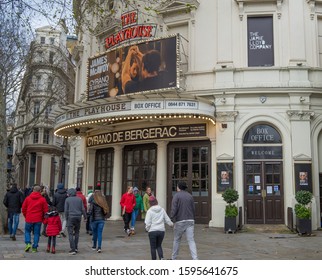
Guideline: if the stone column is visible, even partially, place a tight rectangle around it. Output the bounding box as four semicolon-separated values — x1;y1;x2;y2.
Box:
156;141;168;209
110;145;123;220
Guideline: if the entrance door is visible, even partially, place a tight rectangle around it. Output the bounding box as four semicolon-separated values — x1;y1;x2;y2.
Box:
123;144;157;193
244;162;284;224
167;141;211;224
95;148;114;209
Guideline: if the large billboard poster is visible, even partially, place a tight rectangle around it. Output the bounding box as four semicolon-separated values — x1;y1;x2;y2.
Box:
247;16;274;67
87;35;179;101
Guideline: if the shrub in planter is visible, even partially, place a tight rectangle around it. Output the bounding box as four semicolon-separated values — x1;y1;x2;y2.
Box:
294;190;313;235
294;204;311;219
222;188;239;233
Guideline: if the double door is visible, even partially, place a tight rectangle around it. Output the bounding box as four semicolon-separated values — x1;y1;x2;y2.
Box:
244;162;284;224
167;141;211;224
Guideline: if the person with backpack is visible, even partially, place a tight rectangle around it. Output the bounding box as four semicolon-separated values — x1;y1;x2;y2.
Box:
53;183;67;237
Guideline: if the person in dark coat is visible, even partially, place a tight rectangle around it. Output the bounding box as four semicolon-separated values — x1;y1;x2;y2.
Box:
52;183;67;237
3;183;25;240
88;184;109;253
64;188;87;255
40;185;52;237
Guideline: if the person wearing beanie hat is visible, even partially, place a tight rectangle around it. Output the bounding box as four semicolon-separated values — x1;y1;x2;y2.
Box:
145;195;173;260
130;186;144;235
170;181;198;260
64;188;87;255
95;183;101;191
53;183;68;238
142;187;153;219
149;195;158;206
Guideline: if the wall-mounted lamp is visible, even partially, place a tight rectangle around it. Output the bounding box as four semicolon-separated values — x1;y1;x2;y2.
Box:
299;96;305;102
221;123;228;129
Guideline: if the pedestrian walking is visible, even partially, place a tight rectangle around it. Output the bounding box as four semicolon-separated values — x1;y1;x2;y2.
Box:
88;184;109;253
43;206;62;254
53;183;67;237
21;185;48;253
145;196;173;260
130;186;144;235
64;188;87;255
76;187;87;212
120;186;136;236
170;181;198;260
3;183;25;241
41;185;52;237
142;186;152;219
86;189;93;235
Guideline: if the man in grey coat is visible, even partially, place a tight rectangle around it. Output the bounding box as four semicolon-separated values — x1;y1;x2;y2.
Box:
64;188;86;255
170;181;198;260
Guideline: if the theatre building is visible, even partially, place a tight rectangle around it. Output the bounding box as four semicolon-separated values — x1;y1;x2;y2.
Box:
53;0;322;229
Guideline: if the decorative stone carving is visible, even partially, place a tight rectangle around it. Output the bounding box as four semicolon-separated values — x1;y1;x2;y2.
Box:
216;111;238;122
77;159;84;167
307;0;316;20
287;110;315;121
235;0;283;21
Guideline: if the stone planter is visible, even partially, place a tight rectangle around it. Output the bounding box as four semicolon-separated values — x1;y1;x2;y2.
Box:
296;218;312;235
224;216;237;233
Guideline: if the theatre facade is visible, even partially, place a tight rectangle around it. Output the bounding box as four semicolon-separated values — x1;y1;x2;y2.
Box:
53;1;322;229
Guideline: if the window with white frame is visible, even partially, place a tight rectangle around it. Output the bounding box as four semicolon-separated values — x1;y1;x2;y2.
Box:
35;75;42;90
43;129;50;144
33;128;39;143
34;101;40;115
318;17;322;67
49;51;55;64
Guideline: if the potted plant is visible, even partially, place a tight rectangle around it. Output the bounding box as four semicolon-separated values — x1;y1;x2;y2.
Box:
222;187;239;233
294;190;313;235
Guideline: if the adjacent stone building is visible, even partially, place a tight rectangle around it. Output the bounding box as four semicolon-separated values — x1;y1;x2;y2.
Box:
13;25;76;195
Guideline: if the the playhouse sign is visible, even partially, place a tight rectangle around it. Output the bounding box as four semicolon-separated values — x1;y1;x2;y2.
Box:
105;10;157;50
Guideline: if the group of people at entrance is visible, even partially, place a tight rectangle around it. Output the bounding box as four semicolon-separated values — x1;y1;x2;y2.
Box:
3;181;198;260
120;182;198;260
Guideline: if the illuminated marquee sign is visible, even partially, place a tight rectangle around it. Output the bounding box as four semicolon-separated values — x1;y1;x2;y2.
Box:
87;35;179;101
105;10;157;50
87;124;207;147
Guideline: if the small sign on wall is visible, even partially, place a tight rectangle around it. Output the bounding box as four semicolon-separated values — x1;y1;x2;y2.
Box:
217;162;233;192
294;163;312;192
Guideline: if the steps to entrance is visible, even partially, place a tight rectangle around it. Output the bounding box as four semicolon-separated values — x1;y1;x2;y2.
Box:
242;224;293;234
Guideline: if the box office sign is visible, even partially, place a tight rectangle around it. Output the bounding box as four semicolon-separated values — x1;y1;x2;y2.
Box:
87;124;206;147
243;146;282;160
87;35;179;101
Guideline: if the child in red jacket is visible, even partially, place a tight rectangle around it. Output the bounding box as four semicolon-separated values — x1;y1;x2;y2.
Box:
43;206;62;254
